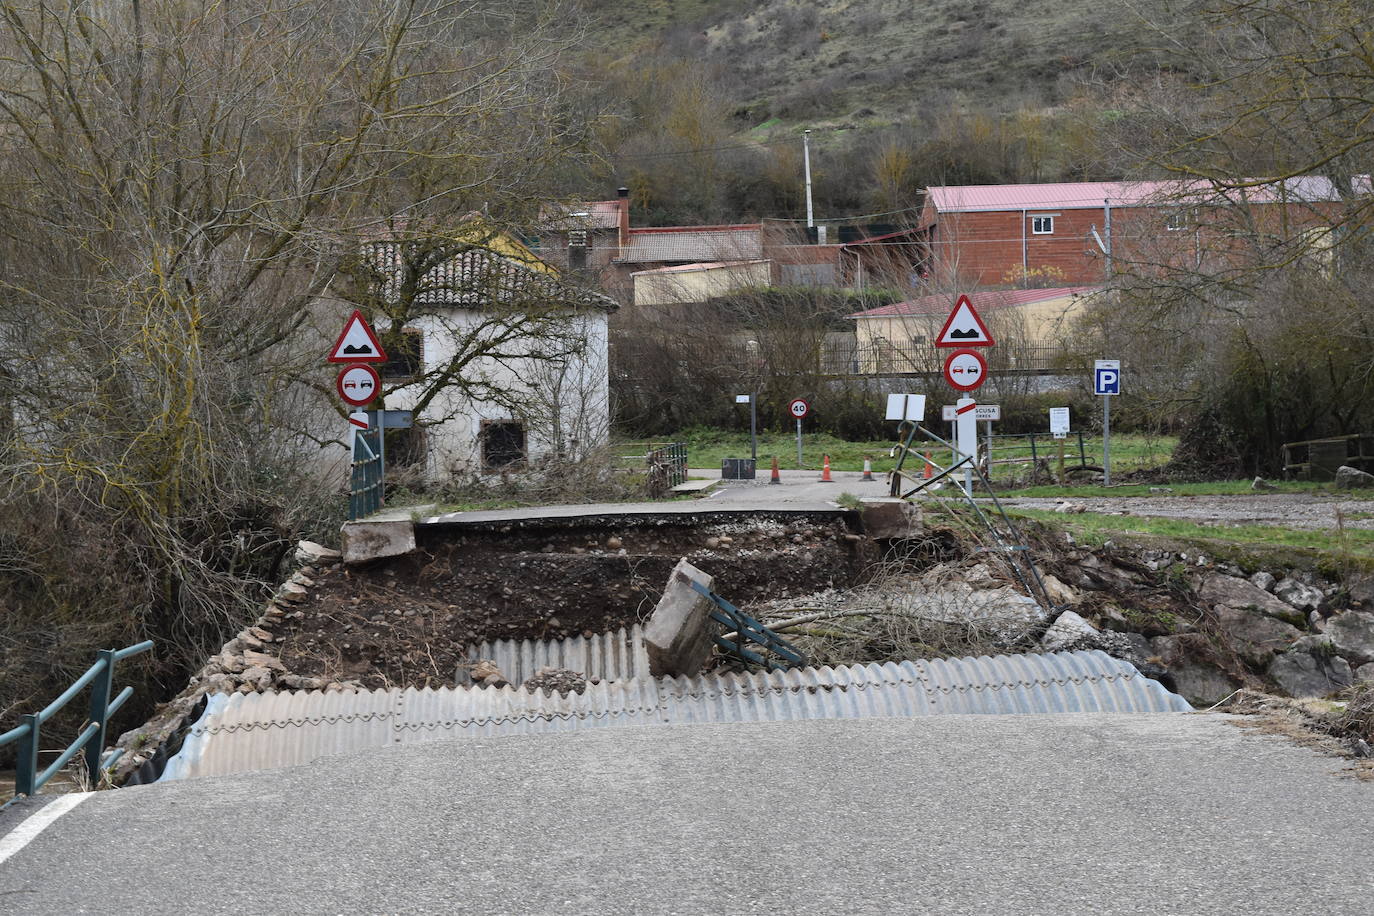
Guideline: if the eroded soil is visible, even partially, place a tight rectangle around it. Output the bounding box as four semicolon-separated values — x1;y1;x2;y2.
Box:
271;513;879;689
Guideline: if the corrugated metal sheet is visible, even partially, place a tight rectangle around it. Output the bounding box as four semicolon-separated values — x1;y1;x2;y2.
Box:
160;651;1190;782
927;177;1357;213
619;226;763;263
459;625;650;687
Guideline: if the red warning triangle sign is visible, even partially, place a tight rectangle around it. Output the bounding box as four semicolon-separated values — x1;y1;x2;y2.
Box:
327;310;388;363
934;295;995;348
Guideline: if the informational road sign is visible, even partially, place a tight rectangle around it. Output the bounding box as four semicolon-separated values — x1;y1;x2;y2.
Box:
941;404;1000;421
935;295;995;348
788;398;810;419
328;310;388;363
735;394;751;404
943;348;987;392
886;393;926;421
336;364;381;406
1094;360;1121;396
1049;407;1070;435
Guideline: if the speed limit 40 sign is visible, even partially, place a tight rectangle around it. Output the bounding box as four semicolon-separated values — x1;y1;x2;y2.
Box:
788;398;810;419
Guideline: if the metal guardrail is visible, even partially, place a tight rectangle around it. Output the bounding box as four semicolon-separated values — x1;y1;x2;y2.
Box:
350;429;383;520
1;640;154;805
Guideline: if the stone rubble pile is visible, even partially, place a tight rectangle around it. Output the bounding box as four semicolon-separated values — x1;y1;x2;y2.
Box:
111;539;348;781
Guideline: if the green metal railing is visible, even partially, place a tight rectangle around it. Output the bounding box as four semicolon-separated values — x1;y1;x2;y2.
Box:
0;640;154;804
350;429;383;520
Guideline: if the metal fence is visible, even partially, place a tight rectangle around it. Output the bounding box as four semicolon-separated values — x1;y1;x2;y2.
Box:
646;441;688;490
349;429;383;520
1;640;154;804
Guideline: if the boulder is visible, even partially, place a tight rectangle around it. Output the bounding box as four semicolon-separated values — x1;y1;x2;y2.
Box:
1268;637;1354;698
962;563;999;590
295;540;342;564
1039;574;1079;607
1040;610;1099;653
1248;571;1277;593
1334;465;1374;489
1325;610;1374;666
1214;606;1302;667
1345;575;1374;608
1252;476;1278;491
239;665;274;690
1354;662;1374;683
1273;577;1325;614
1151;635;1237;706
242;650;287;672
1196;573;1307;627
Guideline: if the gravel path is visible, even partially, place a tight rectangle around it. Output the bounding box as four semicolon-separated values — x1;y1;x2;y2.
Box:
995;493;1374;530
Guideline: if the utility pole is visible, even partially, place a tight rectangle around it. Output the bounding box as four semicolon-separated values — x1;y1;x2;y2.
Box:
803;129;814;229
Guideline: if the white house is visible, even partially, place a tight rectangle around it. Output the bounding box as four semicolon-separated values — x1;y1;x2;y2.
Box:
325;232;617;481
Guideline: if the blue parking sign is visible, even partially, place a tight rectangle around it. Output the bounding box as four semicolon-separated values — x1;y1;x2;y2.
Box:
1094;359;1121;396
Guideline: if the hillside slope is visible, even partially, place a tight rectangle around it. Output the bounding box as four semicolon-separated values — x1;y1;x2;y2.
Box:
585;0;1181;127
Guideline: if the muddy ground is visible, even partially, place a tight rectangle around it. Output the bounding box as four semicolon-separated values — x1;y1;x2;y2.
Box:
270;513;882;689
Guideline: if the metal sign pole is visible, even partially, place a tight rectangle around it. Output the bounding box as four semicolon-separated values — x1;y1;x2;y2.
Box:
750;394;758;462
1102;395;1111;487
795;417;803;467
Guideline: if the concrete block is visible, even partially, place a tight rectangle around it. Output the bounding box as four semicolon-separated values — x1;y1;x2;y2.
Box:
644;559;720;676
859;499;922;539
341;519;417;565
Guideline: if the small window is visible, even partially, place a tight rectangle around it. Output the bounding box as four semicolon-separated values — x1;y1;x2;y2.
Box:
1032;216;1054;235
1165;209;1192;231
480;420;526;470
380;329;423;380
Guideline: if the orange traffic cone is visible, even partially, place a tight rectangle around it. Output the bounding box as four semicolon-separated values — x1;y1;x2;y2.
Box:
923;451;934;479
861;457;874;481
769;456;781;485
820;454;833;482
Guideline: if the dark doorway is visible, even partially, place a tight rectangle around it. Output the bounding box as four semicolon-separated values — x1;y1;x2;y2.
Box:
480;420;526;470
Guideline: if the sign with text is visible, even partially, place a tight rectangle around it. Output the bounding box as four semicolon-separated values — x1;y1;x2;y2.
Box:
1049;407;1071;434
941;404;1000;421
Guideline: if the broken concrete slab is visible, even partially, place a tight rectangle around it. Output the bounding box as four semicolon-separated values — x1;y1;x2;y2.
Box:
859;500;922;538
341;519;417;565
643;558;720;677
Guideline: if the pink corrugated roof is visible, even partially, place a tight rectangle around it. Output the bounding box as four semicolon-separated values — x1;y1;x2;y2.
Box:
926;177;1363;213
848;286;1102;319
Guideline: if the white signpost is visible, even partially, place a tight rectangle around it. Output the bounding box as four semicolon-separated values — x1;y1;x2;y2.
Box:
735;394;757;460
954;397;978;496
789;398;809;467
1094;360;1121;485
941;404;1000;421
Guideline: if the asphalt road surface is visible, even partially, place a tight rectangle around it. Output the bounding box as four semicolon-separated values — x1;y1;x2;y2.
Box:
1;713;1370;915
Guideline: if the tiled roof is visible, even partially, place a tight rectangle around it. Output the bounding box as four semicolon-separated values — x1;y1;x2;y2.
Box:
369;240;616;311
849;286;1101;319
618;225;763;263
539;200;622;230
158;649;1189;781
926;177;1365;213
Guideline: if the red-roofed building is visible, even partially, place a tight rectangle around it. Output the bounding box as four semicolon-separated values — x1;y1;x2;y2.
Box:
919;178;1361;288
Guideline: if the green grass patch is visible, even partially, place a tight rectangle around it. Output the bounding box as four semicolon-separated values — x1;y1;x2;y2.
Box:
996;480;1344;499
1007;507;1374;559
618;427;1175;476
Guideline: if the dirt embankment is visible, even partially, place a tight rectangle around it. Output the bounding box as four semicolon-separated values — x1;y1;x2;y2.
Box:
270;513;877;689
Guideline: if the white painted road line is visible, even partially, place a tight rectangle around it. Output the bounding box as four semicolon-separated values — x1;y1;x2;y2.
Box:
0;793;90;866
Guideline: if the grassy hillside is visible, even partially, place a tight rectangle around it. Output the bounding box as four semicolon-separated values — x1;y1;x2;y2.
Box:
581;0;1180;129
